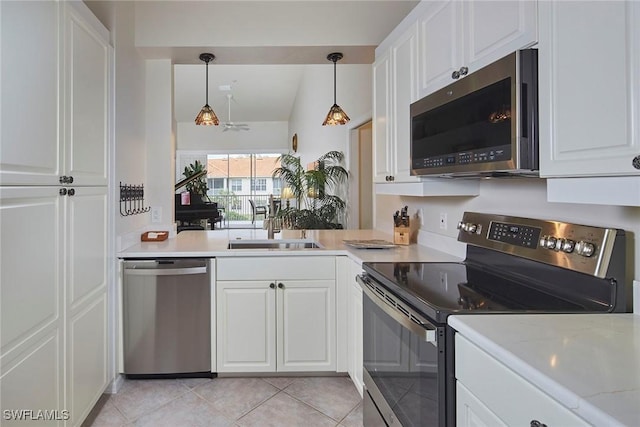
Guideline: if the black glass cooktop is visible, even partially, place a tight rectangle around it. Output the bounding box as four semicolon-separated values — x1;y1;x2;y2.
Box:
362;260;615;323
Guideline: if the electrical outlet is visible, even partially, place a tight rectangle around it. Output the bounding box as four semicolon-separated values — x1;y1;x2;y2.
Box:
439;212;447;230
417;208;424;226
151;207;162;223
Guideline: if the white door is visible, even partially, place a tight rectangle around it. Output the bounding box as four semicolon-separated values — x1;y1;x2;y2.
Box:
464;0;537;71
277;280;336;372
539;1;639;177
347;263;364;395
418;0;463;98
0;187;65;424
216;281;276;372
373;52;393;183
457;382;507;427
66;293;108;426
64;186;108;425
0;1;63;186
63;2;110;186
391;24;420;182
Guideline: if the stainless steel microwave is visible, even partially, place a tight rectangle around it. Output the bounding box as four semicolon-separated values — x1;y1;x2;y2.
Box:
410;49;538;177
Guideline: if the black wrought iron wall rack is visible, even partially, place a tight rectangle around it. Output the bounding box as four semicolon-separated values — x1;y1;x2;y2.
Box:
119;182;151;216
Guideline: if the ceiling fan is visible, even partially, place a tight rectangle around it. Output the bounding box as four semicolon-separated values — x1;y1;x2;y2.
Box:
222;93;250;132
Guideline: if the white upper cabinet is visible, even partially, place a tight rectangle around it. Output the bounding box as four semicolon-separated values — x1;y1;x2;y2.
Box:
0;1;110;186
539;0;640;178
64;2;110;186
0;1;63;186
417;1;463;98
418;0;537;99
373;24;421;184
373;51;393;183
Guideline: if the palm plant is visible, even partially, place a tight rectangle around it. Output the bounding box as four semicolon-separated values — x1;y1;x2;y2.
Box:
272;151;349;229
182;160;208;202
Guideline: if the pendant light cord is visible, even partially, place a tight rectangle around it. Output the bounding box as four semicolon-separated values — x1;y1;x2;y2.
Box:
205;60;209;105
333;60;337;104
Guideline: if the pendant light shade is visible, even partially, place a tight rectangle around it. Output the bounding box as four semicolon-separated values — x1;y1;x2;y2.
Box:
195;53;219;126
322;52;350;126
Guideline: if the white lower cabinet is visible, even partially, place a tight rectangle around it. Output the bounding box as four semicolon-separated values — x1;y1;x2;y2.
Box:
455;334;589;427
216;257;336;373
0;186;108;426
346;258;363;395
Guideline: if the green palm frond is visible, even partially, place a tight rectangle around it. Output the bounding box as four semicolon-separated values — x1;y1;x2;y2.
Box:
272;150;349;229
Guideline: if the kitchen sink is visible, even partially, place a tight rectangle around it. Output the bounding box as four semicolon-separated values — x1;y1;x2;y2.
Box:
227;239;322;250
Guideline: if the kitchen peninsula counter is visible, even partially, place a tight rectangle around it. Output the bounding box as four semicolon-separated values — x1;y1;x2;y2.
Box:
118;229;462;264
449;314;640;427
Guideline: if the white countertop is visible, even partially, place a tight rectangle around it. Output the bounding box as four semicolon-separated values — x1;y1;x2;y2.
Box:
449;314;640;427
118;228;463;264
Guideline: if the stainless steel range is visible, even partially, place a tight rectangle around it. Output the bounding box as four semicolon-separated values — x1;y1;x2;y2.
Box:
357;212;628;427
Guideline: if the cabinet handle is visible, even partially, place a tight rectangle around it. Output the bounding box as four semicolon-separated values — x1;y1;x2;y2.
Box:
278;283;284;289
632;155;640;169
530;420;547;427
59;188;68;196
459;66;468;76
451;70;461;79
67;188;75;196
269;283;275;289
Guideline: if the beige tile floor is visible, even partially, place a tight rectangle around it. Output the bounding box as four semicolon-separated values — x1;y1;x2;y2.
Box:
89;376;363;427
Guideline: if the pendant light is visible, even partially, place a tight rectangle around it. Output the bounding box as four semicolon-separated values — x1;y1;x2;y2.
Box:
195;53;219;126
322;52;350;126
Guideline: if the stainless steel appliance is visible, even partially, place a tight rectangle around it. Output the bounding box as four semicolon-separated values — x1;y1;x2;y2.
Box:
123;259;212;377
358;212;627;426
410;50;538;177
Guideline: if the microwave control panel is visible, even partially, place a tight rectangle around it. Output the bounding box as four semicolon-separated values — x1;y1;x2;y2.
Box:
413;147;511;169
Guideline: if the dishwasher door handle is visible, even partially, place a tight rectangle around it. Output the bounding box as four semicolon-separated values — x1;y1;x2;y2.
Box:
124;266;207;276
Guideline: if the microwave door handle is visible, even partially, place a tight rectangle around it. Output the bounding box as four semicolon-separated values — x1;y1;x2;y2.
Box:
357;275;437;345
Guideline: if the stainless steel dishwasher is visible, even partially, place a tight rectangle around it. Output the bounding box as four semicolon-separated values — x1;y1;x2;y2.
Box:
123;259;212;377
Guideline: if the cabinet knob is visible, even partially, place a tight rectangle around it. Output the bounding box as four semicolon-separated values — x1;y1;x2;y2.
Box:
59;188;68;196
68;176;74;184
278;283;284;289
269;283;275;289
67;188;75;196
459;66;468;76
632;155;640;169
530;421;547;427
451;70;461;79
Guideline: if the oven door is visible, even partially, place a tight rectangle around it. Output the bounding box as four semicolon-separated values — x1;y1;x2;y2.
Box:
357;274;446;427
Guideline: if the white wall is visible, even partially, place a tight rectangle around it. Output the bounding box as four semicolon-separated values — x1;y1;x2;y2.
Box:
177;121;289;152
289;64;372;167
145;60;176;226
375;178;640;286
133;1;417;48
85;1;148;237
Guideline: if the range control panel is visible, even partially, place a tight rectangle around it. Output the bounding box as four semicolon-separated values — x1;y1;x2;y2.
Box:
456;212;624;279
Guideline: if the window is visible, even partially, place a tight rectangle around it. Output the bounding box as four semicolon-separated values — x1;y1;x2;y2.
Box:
208;178;225;194
251;178;267;192
273;178;282;195
231;179;242;192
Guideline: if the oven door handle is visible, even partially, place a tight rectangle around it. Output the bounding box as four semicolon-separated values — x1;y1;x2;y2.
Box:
357;275;437;345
